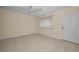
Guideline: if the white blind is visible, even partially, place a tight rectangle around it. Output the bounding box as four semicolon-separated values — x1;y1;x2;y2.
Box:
40;16;52;29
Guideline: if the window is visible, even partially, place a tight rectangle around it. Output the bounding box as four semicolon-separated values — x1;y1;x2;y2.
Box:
40;16;52;29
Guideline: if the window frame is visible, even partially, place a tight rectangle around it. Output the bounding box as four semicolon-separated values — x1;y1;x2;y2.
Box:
40;16;52;30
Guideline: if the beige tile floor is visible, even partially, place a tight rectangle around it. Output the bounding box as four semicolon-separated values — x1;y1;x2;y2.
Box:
0;34;79;52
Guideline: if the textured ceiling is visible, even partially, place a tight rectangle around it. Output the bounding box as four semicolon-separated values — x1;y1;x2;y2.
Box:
0;6;66;16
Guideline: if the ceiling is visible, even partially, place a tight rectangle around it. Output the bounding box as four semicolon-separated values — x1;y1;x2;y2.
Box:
0;6;66;16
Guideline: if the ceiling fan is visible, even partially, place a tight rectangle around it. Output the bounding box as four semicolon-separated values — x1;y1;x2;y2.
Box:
0;6;42;15
26;6;42;15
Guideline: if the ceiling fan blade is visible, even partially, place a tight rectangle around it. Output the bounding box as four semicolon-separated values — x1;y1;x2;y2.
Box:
30;9;41;12
30;11;37;15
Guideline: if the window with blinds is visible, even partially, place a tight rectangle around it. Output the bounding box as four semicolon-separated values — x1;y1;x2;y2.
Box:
40;16;52;29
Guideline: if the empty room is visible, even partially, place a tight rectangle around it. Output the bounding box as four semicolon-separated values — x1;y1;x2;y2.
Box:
0;6;79;52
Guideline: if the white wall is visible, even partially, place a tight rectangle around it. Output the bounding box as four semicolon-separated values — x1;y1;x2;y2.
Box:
1;7;79;40
0;9;37;39
63;12;79;43
38;7;79;40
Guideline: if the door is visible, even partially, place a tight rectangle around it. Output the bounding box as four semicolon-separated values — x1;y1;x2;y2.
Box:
63;12;79;44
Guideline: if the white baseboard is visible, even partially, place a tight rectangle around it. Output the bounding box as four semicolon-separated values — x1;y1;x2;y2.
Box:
39;32;64;40
0;32;36;40
0;32;64;40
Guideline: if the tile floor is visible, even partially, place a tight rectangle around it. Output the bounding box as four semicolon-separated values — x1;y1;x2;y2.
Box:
0;34;79;52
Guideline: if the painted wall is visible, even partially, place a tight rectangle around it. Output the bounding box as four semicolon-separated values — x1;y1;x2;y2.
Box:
0;9;37;39
63;12;79;43
38;6;79;40
0;7;79;40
